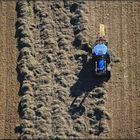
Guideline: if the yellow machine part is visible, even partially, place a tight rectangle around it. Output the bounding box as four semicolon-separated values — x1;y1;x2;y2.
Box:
99;24;105;36
82;24;107;51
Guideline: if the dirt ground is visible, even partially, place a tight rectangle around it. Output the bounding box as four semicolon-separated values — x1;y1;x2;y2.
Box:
0;1;19;139
0;0;140;139
88;1;140;139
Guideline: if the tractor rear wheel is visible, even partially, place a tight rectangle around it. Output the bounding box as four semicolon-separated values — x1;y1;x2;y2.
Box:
106;70;111;79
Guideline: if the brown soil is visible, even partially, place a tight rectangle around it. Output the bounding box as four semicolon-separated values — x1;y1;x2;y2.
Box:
0;1;19;139
0;0;140;139
87;1;140;138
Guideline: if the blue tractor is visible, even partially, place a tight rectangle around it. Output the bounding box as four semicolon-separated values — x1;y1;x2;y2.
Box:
92;37;111;77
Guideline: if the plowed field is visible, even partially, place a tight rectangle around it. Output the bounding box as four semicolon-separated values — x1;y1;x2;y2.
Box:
0;0;140;139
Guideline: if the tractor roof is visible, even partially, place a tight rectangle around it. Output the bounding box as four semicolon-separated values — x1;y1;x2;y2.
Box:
92;44;107;55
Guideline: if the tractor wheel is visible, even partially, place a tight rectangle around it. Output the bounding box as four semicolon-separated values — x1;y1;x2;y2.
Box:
106;53;111;64
106;70;111;79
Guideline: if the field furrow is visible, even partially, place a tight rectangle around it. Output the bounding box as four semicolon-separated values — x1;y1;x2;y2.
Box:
1;1;140;139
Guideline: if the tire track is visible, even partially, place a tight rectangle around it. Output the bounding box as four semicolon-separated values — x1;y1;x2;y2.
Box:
0;1;19;139
127;2;138;138
130;2;140;138
109;2;124;138
4;1;20;139
120;2;132;138
0;1;7;138
127;3;136;137
108;2;129;138
107;2;140;138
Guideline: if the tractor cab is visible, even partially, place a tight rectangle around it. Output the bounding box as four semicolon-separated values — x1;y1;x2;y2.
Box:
92;43;107;56
92;44;110;76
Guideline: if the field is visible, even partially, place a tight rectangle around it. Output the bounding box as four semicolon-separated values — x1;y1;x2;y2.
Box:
0;0;140;139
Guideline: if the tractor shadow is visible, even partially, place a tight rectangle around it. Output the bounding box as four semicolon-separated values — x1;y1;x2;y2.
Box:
69;57;110;119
